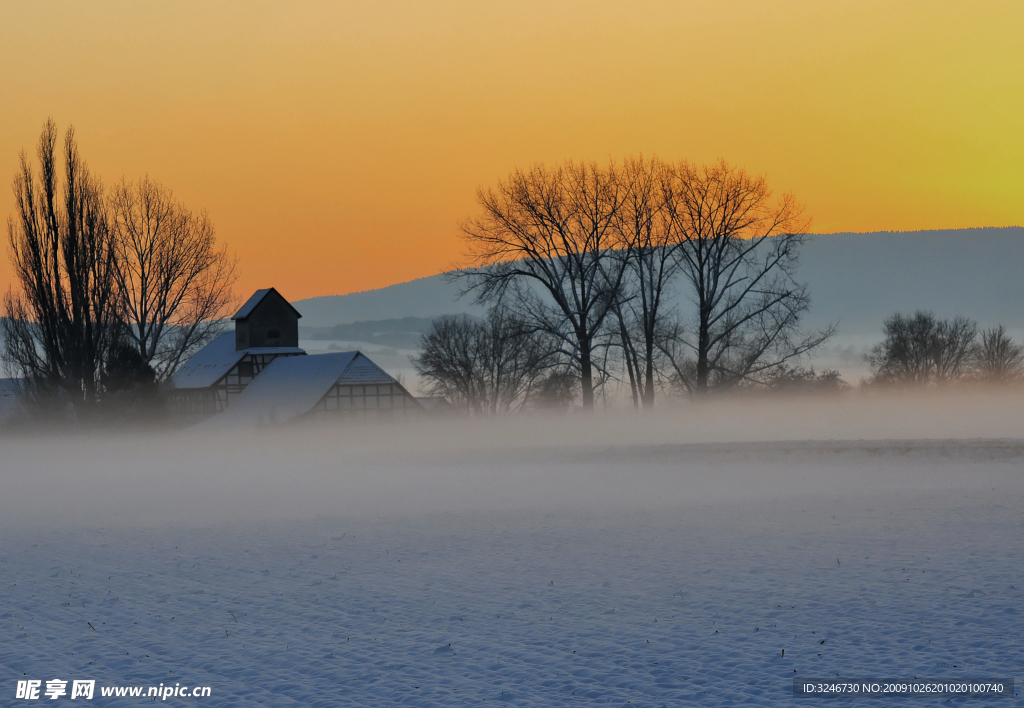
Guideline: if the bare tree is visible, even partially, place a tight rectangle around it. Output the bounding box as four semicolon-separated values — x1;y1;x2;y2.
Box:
2;120;120;414
459;161;629;409
533;368;579;410
414;308;561;414
611;156;680;408
413;314;484;412
761;365;847;393
867;311;978;385
663;160;833;393
109;177;237;379
974;325;1022;382
930;317;979;382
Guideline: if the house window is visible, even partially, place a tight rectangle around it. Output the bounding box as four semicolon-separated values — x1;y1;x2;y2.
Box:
267;328;281;339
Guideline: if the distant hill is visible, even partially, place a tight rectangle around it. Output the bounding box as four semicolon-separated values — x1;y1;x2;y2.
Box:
295;228;1024;337
294;275;484;328
299;316;443;351
797;227;1023;334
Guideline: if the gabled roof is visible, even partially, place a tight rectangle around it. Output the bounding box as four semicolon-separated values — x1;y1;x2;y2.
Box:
232;288;303;320
335;353;404;386
209;351;404;425
171;333;246;389
170;332;305;389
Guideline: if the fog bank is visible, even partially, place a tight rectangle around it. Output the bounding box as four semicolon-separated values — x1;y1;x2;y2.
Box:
2;389;1022;529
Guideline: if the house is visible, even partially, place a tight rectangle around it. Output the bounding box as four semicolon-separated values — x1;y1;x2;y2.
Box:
170;288;420;424
169;290;306;421
210;350;419;426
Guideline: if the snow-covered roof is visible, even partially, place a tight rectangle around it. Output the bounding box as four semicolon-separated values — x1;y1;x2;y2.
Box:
210;351;400;425
232;288;303;320
171;333;244;389
334;353;404;386
171;332;305;390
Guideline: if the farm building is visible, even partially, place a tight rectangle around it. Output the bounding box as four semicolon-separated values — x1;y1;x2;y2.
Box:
170;288;420;425
170;288;306;420
209;351;419;426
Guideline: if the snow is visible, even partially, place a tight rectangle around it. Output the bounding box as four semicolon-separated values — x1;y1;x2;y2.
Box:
213;352;358;425
169;333;247;390
1;404;1022;706
170;333;305;391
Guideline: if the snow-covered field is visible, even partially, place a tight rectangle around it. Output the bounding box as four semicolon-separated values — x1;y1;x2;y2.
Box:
2;398;1022;705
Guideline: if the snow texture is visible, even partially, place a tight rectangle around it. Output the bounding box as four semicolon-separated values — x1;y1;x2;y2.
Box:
1;435;1021;706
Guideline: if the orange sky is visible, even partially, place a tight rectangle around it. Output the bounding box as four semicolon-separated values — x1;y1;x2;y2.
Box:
1;1;1022;301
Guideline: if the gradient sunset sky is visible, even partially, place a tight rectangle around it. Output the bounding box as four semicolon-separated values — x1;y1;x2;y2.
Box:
1;1;1021;300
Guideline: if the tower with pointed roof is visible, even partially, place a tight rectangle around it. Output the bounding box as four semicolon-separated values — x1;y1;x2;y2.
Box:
232;287;302;350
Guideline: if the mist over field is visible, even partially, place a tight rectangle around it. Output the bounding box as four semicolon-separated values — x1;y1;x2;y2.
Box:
3;392;1022;705
2;389;1022;530
7;256;1023;703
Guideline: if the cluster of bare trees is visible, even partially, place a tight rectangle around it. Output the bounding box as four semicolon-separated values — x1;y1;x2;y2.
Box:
867;312;1023;386
2;120;237;419
413;308;574;414
422;156;832;412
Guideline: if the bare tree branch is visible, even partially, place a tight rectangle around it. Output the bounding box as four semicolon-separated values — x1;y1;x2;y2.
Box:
414;308;565;414
611;156;681;408
664;160;834;393
457;161;630;409
2;119;120;416
110;176;238;380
